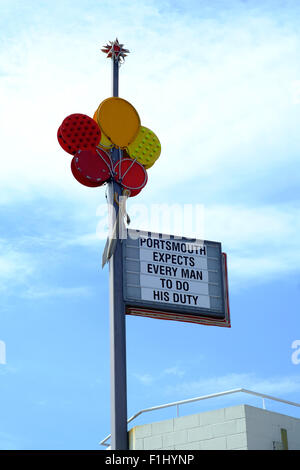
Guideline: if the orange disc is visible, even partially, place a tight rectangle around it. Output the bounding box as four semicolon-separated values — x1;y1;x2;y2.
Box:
97;97;140;148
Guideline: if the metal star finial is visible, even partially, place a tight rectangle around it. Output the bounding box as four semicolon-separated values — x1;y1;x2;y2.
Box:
101;38;130;63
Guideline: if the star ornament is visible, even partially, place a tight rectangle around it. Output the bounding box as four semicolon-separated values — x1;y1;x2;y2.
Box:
101;38;129;62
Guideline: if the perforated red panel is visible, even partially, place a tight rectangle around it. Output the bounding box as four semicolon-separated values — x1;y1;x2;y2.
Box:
73;148;112;184
114;158;148;197
60;114;101;153
57;126;78;155
71;157;104;188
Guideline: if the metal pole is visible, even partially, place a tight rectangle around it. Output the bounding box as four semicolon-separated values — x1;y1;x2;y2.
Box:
108;56;128;450
112;57;119;98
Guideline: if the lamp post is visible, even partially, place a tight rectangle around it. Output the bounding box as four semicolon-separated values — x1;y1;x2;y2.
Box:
102;39;129;450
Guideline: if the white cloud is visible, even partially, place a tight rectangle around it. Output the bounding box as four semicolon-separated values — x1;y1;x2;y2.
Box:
130;368;300;417
163;366;185;378
203;204;300;285
22;285;92;299
0;237;94;297
0;240;35;291
1;1;300;290
133;372;155;386
165;372;300;400
0;0;299;204
204;204;299;247
64;232;105;247
133;363;187;386
116;201;300;284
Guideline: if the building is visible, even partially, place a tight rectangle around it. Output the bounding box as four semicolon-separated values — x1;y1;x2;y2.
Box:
128;404;300;450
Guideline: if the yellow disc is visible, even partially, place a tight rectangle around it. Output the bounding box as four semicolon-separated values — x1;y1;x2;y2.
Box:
93;110;114;149
127;126;161;169
97;97;141;148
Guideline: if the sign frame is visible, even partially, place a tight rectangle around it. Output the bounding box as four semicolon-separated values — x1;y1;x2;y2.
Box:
122;229;231;328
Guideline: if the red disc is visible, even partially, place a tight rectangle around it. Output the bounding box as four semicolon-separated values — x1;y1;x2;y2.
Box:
57;125;78;155
60;114;101;153
113;158;148;197
71;157;103;188
73;148;112;185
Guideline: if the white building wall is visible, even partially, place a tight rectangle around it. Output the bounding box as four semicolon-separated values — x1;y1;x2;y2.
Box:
245;405;300;450
129;405;248;450
128;404;300;450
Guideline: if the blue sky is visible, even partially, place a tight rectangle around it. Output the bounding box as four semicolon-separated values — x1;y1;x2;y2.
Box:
0;0;300;450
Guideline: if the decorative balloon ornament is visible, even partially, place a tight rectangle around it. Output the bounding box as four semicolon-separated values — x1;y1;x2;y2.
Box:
95;97;140;148
57;39;161;198
58;107;160;196
127;126;161;169
57;113;102;155
114;158;148;197
71;148;112;188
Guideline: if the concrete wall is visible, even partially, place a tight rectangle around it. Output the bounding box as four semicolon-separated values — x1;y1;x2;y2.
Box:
129;405;248;450
128;404;300;450
245;405;300;450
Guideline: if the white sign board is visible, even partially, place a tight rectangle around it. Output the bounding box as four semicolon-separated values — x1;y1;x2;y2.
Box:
122;230;230;327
